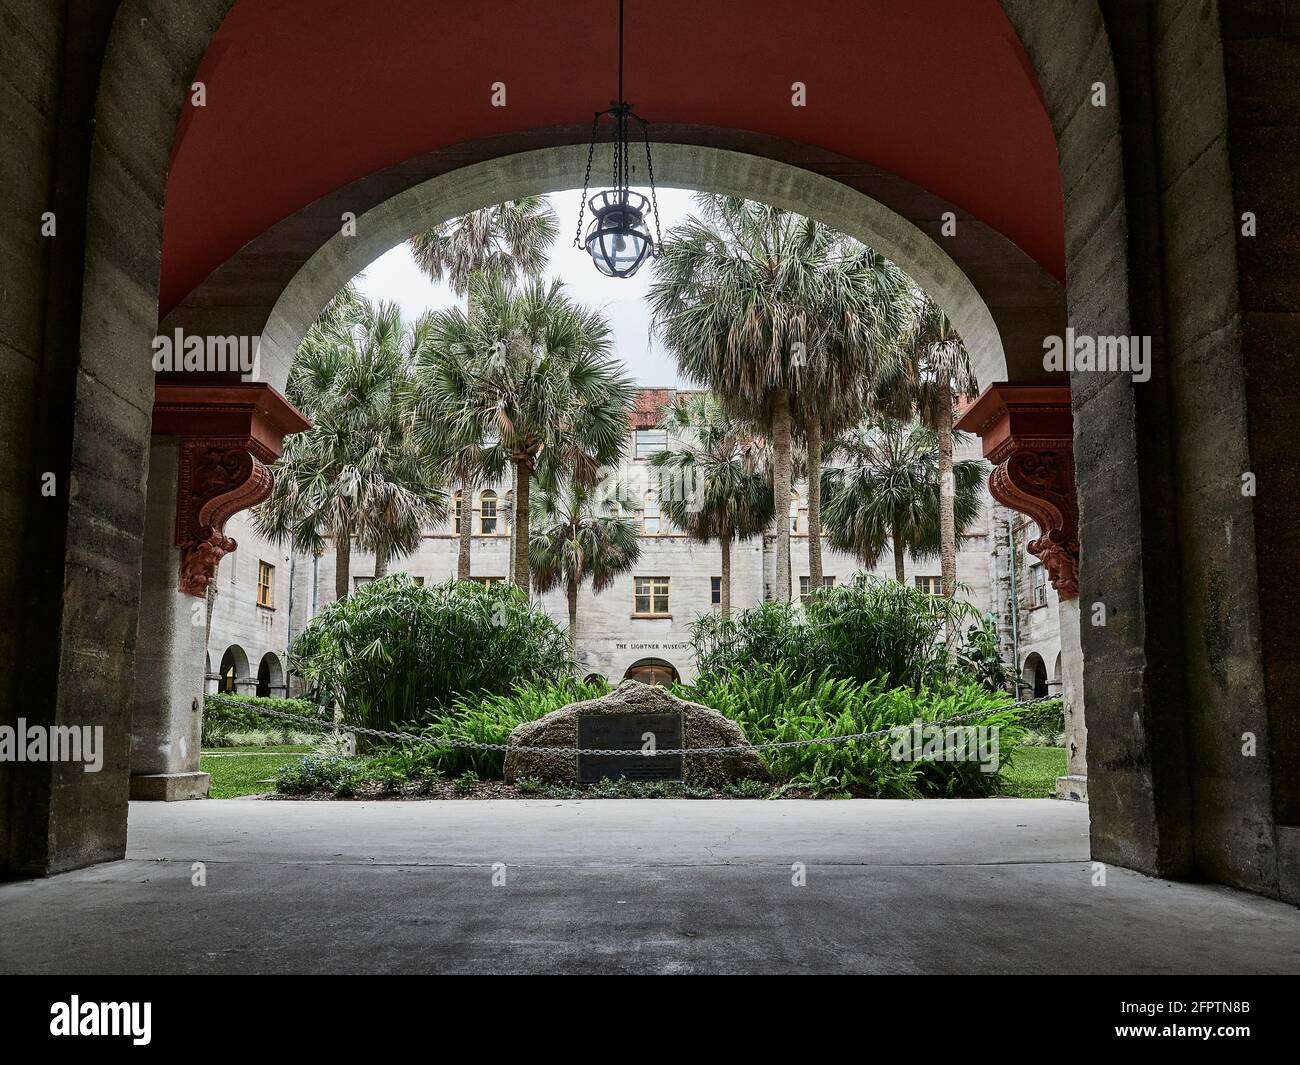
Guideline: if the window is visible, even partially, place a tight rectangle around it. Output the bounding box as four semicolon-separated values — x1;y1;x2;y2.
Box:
503;491;513;534
1030;564;1047;607
227;544;237;584
480;490;498;535
635;429;667;459
257;560;275;607
711;576;721;606
470;576;506;587
914;575;942;595
799;575;835;602
789;491;801;534
642;491;660;535
453;491;463;535
634;576;670;616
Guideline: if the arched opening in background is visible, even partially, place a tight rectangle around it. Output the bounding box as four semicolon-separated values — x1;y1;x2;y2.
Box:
256;653;284;698
219;646;249;695
624;659;680;687
1022;653;1048;700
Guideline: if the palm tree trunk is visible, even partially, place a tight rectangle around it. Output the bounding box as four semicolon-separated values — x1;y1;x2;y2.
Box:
373;545;389;579
335;528;351;601
512;461;531;590
567;577;579;661
937;379;957;598
457;477;472;580
806;417;823;591
720;533;732;620
772;389;793;602
892;518;906;583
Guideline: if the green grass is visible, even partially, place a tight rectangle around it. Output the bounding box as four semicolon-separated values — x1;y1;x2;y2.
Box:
999;747;1067;798
200;747;311;798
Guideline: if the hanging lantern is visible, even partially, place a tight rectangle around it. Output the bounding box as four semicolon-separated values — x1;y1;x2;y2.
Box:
575;1;662;279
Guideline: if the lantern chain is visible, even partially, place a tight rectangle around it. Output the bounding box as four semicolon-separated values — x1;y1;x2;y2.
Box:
573;111;602;249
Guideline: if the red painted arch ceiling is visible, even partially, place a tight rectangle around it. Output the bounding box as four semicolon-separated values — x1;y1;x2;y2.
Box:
160;0;1064;316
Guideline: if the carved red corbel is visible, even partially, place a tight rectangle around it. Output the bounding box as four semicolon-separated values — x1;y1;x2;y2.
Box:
955;384;1079;600
153;384;310;597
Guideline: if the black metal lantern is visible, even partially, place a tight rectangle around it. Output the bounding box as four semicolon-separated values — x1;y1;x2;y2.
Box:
575;1;661;278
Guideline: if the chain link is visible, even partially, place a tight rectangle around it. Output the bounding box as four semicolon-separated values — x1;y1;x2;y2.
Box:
204;692;1059;759
572;111;602;248
639;116;663;252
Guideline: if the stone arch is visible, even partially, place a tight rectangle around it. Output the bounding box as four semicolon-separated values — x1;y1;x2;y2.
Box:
256;653;284;698
218;645;250;694
19;0;1295;903
1022;652;1049;700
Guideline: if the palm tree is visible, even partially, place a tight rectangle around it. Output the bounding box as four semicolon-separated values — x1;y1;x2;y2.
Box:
820;417;984;583
874;291;979;599
798;240;910;591
649;195;898;601
648;394;773;618
409;197;559;578
254;297;446;600
418;274;635;589
529;476;641;658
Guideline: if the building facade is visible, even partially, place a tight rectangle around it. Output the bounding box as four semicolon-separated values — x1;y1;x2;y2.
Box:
207;389;1062;696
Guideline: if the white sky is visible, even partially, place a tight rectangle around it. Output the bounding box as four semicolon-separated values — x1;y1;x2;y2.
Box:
351;187;699;389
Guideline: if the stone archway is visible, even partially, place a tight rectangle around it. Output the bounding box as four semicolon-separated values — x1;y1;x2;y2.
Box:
256;653;284;698
7;0;1298;907
624;659;680;687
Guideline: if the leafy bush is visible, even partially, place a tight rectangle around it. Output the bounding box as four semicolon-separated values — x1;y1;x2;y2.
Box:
201;693;327;745
405;675;610;779
290;575;571;734
680;666;1025;798
690;574;989;692
1015;696;1065;736
274;756;363;796
955;614;1013;691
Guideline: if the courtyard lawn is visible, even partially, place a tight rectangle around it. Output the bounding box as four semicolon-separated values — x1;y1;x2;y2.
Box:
999;747;1067;798
201;746;312;799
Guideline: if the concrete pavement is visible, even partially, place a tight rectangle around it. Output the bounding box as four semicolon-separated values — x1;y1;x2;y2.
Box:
1;798;1298;974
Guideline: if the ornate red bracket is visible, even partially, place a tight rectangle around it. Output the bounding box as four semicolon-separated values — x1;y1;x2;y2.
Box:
955;384;1078;600
153;384;310;597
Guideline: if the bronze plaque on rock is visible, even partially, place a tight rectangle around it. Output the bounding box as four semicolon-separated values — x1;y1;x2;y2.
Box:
577;713;684;783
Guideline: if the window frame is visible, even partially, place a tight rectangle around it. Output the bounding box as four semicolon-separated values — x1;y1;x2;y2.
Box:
633;575;671;617
257;560;275;608
480;490;498;535
634;428;668;459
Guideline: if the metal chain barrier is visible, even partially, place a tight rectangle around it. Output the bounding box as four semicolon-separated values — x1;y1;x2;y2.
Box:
204;691;1061;758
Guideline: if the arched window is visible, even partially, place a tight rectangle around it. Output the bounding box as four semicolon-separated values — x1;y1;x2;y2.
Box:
452;490;463;535
480;490;498;534
503;490;514;534
789;490;802;534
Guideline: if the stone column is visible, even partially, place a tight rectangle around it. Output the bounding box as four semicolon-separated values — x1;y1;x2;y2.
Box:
956;384;1084;800
130;384;308;800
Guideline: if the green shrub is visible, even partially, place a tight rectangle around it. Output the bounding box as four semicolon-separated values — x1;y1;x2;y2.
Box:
680;666;1026;798
403;675;610;779
690;574;996;692
201;693;326;745
274;756;362;796
1015;697;1065;736
290;575;571;734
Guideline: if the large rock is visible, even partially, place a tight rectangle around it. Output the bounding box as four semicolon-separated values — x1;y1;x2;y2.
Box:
504;680;769;787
